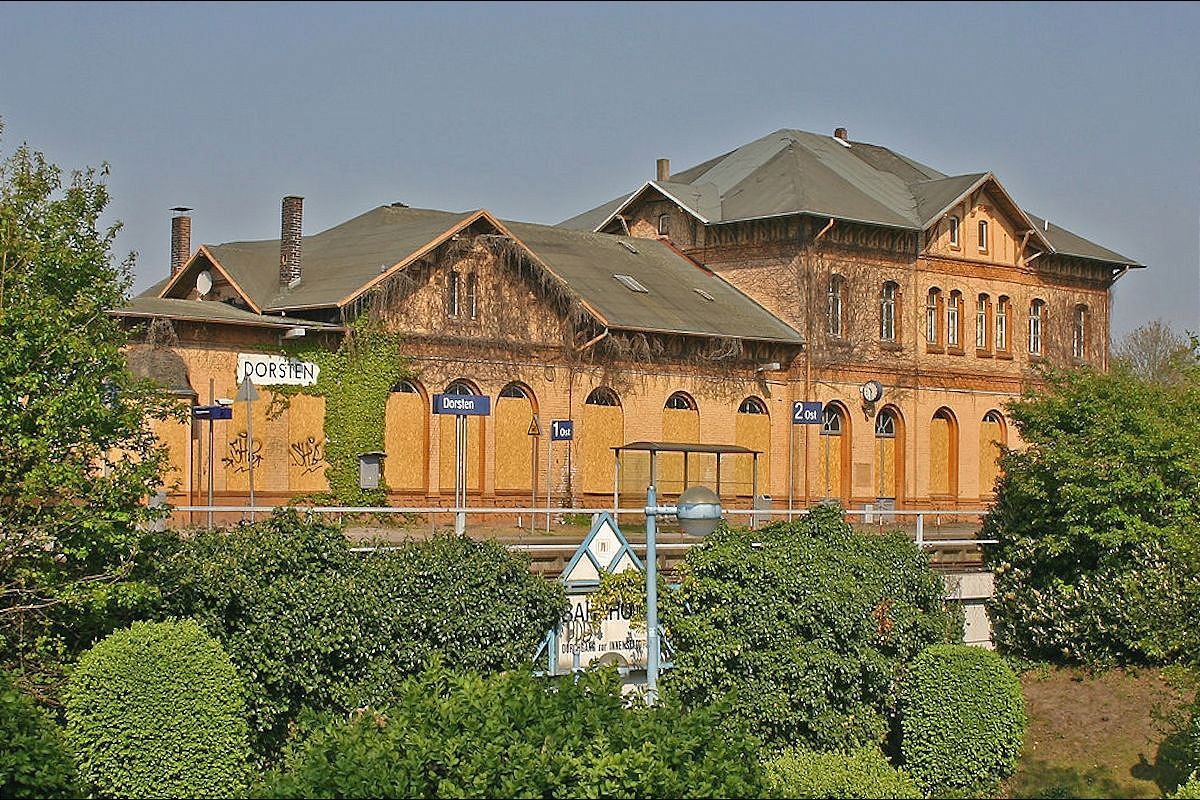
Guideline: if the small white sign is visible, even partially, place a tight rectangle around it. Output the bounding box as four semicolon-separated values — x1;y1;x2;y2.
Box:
237;353;320;386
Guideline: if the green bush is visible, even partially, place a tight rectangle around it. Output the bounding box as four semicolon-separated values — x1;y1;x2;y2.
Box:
259;665;764;799
662;505;962;751
153;511;566;756
984;365;1200;665
0;671;78;798
763;746;921;799
900;644;1026;794
64;619;249;798
1173;773;1200;799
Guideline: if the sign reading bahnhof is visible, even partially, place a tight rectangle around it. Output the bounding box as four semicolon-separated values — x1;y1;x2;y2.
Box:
237;353;320;386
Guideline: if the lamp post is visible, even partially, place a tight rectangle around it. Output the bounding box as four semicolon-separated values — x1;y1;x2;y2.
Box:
644;483;722;704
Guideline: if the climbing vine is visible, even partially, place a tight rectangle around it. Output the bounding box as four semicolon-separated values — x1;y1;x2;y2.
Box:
271;317;411;506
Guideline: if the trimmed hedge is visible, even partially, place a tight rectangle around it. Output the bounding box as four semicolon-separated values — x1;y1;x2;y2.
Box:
0;671;78;798
259;666;764;799
763;746;921;799
900;644;1026;794
65;620;249;798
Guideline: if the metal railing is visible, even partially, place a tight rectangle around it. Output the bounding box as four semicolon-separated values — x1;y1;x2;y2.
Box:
170;503;996;550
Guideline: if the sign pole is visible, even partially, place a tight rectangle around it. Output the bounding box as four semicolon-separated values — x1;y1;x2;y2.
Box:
546;431;553;534
246;392;255;522
456;414;466;535
207;378;215;530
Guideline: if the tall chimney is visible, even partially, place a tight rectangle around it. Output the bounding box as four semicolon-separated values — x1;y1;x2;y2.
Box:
656;158;670;182
170;209;192;277
280;195;303;287
834;127;848;141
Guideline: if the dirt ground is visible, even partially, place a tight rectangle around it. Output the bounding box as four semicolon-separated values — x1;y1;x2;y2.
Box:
1003;666;1197;799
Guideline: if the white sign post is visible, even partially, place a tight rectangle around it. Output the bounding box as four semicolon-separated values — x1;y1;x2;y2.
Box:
235;378;260;521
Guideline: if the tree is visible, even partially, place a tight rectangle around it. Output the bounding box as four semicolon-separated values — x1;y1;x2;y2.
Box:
0;129;177;695
984;365;1200;664
1113;318;1198;385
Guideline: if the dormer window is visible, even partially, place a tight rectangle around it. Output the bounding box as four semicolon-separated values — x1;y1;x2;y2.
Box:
948;216;960;247
978;220;989;253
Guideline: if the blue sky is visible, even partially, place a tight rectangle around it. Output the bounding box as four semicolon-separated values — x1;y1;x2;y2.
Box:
2;1;1196;337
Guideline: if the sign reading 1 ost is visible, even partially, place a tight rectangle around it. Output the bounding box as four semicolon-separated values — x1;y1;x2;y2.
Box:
237;353;320;387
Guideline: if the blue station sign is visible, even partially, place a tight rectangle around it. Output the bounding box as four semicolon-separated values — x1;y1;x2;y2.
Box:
792;400;823;425
550;420;574;441
433;393;492;416
192;405;233;420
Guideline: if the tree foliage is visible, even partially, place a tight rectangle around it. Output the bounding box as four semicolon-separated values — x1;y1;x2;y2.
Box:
152;511;566;757
984;365;1200;664
65;620;250;798
259;665;765;799
661;506;962;751
1112;318;1198;385
0;129;178;693
0;670;78;799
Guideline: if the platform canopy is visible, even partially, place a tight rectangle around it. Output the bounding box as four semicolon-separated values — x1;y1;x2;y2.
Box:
610;441;762;502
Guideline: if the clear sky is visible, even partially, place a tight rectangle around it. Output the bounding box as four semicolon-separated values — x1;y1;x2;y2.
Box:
2;1;1196;338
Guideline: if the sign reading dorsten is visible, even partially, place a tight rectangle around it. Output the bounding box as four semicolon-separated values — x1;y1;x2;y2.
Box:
237;353;320;387
432;393;491;416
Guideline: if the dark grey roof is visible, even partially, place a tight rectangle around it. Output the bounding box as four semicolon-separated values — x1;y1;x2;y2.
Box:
147;204;802;347
502;220;803;344
560;128;1143;267
114;296;344;330
1024;213;1140;267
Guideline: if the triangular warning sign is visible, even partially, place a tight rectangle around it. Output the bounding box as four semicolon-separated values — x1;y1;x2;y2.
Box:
235;378;260;403
527;415;542;436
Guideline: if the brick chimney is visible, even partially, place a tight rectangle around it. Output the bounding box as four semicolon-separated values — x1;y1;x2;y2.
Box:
656;158;670;182
170;209;191;277
834;127;849;142
279;195;303;287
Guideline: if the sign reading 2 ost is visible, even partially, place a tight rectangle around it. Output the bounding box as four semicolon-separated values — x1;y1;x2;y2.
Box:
237;353;320;387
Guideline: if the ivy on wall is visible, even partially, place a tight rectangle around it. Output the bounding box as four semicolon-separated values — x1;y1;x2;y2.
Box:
272;318;410;506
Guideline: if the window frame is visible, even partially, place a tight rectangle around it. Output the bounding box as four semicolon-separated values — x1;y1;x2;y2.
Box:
446;269;460;318
975;294;992;353
879;281;899;343
977;219;989;253
827;274;845;338
1072;304;1089;361
996;295;1010;355
1028;299;1045;356
946;290;962;351
925;287;943;351
948;215;960;248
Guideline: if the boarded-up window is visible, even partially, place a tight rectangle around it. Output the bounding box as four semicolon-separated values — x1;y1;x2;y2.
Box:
819;404;847;501
661;392;699;494
384;380;426;492
494;383;534;492
734;397;769;496
875;407;898;500
929;408;957;497
438;380;483;493
289;394;329;494
581;387;624;496
979;410;1005;498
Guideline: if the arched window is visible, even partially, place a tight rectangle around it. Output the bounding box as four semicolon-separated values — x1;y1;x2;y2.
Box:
495;382;536;492
439;379;483;493
879;282;899;342
1073;304;1089;361
827;274;845;337
582;388;624;495
585;387;621;407
735;397;770;496
662;392;700;493
657;213;670;237
738;396;768;414
819;403;849;502
947;290;962;349
996;296;1010;353
979;410;1007;498
1028;299;1045;355
976;294;991;351
929;407;959;498
977;220;989;253
385;379;428;492
948;215;960;247
665;391;697;411
874;407;903;503
926;287;943;347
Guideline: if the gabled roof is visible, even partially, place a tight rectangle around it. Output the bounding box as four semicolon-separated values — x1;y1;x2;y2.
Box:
112;296;344;331
560;128;1142;267
141;204;803;347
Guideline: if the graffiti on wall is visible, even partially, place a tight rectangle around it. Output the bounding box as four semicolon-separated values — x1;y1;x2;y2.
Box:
223;431;263;473
289;436;326;474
